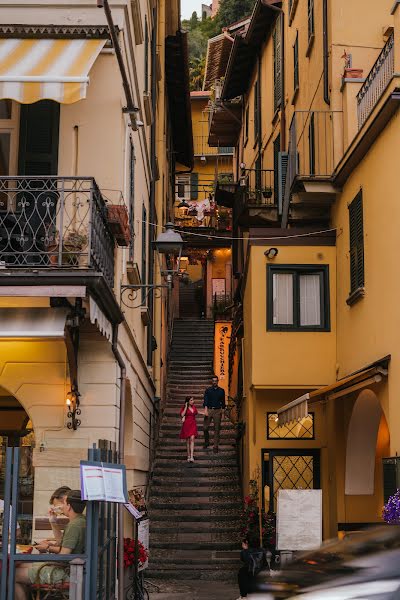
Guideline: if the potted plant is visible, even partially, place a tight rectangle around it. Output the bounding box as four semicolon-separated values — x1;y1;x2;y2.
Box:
383;489;400;524
45;227;60;266
63;231;88;266
262;186;273;199
123;537;149;593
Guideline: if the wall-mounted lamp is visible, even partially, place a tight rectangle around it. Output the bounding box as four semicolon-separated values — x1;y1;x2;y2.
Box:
66;389;81;430
264;247;279;259
178;199;190;209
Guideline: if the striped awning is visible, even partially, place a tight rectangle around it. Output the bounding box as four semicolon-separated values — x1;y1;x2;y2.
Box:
0;38;106;104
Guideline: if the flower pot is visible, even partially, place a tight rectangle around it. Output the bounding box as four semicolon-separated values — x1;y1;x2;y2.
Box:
107;205;130;247
46;242;59;266
262;188;273;199
343;68;363;79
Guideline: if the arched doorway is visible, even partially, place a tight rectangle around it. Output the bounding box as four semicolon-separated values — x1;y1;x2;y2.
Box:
344;388;389;523
0;386;35;545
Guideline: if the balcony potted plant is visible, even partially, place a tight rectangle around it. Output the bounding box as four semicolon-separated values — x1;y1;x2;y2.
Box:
45;227;60;266
63;230;88;266
106;204;130;246
262;186;273;199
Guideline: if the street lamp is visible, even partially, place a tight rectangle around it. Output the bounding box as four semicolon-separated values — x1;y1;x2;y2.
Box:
120;222;184;308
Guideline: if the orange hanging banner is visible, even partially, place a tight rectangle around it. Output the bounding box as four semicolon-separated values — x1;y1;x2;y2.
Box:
213;321;232;395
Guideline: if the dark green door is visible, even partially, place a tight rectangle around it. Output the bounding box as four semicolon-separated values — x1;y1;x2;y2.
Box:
18;100;60;175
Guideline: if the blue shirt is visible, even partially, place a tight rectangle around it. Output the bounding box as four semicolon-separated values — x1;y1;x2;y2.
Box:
203;386;225;409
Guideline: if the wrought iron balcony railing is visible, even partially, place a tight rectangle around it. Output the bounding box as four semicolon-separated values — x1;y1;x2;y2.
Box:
0;177;116;288
239;168;275;206
357;33;394;128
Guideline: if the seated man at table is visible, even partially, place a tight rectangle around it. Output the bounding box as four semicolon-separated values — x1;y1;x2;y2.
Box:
14;490;86;600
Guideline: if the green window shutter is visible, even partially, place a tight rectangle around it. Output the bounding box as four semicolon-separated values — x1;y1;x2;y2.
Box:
383;457;400;504
129;141;135;260
190;172;199;200
273;18;282;112
349;191;364;294
18;100;60;175
278;151;289;215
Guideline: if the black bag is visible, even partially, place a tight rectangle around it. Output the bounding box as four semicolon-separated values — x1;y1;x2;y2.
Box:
248;549;265;576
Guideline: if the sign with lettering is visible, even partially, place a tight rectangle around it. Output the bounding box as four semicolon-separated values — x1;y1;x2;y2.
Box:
277;489;322;551
213;321;232;394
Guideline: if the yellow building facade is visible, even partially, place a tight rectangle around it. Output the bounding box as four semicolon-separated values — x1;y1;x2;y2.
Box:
209;0;400;538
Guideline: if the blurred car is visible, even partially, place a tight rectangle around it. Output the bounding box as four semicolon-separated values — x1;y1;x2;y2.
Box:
250;525;400;599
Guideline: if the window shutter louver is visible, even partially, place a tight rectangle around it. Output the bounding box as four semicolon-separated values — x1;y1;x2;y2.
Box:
383;457;400;504
18;100;59;175
190;172;199;200
278;151;289;215
273;18;282;112
349;191;364;294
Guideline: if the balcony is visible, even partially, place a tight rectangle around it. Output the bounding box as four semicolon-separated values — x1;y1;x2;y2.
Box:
0;177;120;289
193;135;234;157
283;111;343;226
357;34;394;128
235;168;278;226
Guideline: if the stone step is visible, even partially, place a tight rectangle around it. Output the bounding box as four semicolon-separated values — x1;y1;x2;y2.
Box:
151;476;238;487
146;568;237;581
150;510;240;521
149;540;239;551
151;487;239;497
149;548;240;562
150;521;239;532
150;497;241;509
154;443;236;452
154;450;236;460
151;532;240;544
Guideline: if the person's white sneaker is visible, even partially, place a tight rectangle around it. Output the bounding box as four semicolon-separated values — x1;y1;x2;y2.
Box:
235;596;246;600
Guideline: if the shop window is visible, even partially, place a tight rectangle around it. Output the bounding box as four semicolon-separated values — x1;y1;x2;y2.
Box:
348;190;364;304
267;264;330;331
267;412;314;439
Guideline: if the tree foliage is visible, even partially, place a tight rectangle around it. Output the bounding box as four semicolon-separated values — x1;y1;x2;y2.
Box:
183;1;256;89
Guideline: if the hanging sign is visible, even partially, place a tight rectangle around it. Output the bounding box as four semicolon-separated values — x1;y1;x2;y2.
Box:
213;321;232;394
138;519;150;571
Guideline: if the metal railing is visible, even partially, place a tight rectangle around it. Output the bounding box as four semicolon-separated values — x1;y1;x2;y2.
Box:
193;135;234;156
0;177;116;288
357;33;394;128
239;168;275;206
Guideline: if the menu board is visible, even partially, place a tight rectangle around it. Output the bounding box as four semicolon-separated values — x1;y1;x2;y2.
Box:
138;519;150;571
277;489;322;551
80;461;128;503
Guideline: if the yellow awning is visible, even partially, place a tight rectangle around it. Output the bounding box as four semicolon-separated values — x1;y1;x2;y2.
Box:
0;38;106;104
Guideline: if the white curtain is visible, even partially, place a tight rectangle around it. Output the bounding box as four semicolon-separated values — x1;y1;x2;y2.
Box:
273;273;293;325
300;274;321;326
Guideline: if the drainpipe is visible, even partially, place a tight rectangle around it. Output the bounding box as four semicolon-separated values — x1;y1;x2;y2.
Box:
147;3;158;365
112;324;127;600
323;0;330;105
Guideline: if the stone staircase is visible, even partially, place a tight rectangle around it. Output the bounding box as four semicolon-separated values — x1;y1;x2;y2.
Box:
148;319;242;581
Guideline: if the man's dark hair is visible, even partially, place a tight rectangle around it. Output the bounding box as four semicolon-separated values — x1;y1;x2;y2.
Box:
212;375;218;380
50;486;71;504
66;490;86;514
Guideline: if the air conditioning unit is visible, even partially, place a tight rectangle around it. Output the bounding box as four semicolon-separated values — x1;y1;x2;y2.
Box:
383;456;400;503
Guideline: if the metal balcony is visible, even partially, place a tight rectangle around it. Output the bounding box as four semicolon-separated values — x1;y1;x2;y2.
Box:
193;135;234;157
239;168;275;206
0;177;116;289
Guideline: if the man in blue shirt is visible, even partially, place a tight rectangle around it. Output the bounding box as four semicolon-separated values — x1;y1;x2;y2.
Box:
203;375;225;453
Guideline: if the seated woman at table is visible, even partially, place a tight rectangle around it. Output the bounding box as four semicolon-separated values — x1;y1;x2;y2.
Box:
14;490;86;600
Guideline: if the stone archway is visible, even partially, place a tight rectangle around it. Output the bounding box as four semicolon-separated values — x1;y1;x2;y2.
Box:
0;385;35;544
345;388;386;495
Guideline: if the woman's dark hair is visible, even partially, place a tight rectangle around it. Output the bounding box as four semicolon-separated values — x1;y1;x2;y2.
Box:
66;490;86;514
50;486;71;504
247;533;260;548
184;396;193;405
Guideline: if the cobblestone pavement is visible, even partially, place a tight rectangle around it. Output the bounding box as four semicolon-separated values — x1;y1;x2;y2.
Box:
148;579;239;599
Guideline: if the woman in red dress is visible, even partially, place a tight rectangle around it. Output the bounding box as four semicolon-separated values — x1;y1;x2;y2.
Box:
180;396;199;462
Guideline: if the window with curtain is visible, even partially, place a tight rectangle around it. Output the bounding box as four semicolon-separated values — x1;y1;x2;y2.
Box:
268;265;330;331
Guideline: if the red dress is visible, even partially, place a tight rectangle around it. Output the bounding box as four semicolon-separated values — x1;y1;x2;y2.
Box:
179;406;198;439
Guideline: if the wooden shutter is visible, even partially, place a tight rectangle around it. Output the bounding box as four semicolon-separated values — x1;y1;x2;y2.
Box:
129;141;135;260
144;15;149;93
273;18;282;112
349;191;364;294
254;80;259;142
278;151;289;215
293;33;299;91
273;134;280;203
383;457;400;504
18;100;59;175
190;172;199;200
309;112;315;176
308;0;315;39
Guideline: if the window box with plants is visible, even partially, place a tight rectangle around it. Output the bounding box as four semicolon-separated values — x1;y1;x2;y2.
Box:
106;204;130;247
